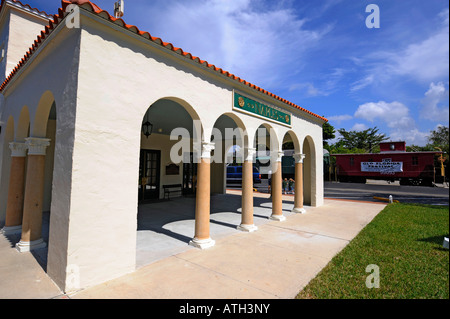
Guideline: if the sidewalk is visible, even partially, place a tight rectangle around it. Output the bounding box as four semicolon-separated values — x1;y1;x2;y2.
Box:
0;197;386;299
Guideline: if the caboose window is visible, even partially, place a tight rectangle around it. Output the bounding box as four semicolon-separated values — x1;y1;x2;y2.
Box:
350;157;354;166
412;156;418;166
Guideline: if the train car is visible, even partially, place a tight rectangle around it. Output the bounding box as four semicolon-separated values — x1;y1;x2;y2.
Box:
332;141;442;186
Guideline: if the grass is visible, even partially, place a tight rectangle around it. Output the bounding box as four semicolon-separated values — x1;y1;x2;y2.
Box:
296;203;449;299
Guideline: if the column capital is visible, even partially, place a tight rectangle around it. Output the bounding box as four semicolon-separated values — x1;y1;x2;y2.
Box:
25;137;51;156
271;150;284;162
293;153;306;163
244;147;257;162
200;142;215;159
9;142;27;157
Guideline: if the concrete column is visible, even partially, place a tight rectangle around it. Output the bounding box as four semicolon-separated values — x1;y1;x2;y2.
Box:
270;151;286;221
292;153;306;214
16;137;50;253
189;142;215;249
238;147;257;232
1;143;28;235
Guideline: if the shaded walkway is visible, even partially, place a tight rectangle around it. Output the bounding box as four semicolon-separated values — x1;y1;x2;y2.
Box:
136;192;293;267
73;198;385;299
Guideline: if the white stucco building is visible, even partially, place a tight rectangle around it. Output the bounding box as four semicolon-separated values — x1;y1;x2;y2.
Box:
0;0;327;293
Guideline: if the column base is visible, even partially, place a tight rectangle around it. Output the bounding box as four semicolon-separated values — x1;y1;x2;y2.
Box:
1;225;22;236
292;207;306;214
269;214;286;222
237;224;258;232
189;237;215;250
16;238;47;253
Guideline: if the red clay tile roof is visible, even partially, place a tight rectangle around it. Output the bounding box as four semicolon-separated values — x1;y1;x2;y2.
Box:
0;0;53;18
0;0;328;123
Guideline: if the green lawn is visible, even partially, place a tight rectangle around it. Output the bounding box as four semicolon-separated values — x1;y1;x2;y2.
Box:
296;203;449;299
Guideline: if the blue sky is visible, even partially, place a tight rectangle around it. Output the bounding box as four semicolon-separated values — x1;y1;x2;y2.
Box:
29;0;449;146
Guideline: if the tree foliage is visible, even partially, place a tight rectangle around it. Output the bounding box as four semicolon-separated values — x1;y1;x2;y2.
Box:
322;121;336;146
335;127;389;152
428;125;449;154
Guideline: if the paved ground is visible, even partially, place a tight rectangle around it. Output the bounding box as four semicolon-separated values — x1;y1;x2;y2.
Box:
324;180;449;205
0;192;386;299
0;191;384;299
73;196;385;299
247;179;449;205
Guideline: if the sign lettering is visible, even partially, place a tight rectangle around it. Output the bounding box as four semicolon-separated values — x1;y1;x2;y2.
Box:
361;158;403;173
233;92;291;126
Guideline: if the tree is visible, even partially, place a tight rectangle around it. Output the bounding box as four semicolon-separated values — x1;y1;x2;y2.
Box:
428;125;449;154
336;127;389;152
322;121;336;146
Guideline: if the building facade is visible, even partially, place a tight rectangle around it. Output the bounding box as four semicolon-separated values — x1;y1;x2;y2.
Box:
0;0;327;293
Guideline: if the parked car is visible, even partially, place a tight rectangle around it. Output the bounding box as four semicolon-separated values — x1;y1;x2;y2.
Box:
226;165;262;184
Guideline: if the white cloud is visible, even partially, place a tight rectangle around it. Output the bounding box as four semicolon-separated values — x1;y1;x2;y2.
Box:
354;101;413;129
289;82;324;97
420;82;449;122
291;68;350;97
351;9;449;91
144;0;329;89
351;123;368;131
350;75;374;92
389;128;429;146
327;114;353;124
353;97;440;146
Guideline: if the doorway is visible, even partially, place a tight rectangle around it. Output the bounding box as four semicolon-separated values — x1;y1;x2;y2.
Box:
139;149;161;201
182;152;197;196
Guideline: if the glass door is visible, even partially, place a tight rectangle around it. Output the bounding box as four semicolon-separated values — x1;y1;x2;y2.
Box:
139;149;161;201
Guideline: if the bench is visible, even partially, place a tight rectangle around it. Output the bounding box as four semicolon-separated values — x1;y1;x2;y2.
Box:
163;184;182;200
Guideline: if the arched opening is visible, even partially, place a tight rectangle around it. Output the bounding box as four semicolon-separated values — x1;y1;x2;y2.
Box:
302;136;316;206
282;131;300;180
210;113;248;194
138;98;201;201
15;90;57;256
0;116;15;223
253;124;279;181
136;97;204;267
17;106;30;142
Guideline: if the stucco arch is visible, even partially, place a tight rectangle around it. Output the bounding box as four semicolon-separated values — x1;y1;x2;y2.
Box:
32;90;56;138
141;96;204;143
302;135;317;206
0;116;15;222
253;123;280;153
211;113;249;161
209;113;249;194
16;106;30;142
282;130;301;153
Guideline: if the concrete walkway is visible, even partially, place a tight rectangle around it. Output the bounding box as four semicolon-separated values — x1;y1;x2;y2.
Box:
0;193;385;299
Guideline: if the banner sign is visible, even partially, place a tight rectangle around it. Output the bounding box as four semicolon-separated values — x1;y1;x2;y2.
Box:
233;92;291;126
361;159;403;173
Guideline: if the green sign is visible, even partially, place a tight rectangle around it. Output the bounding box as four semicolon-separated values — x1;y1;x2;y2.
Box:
234;92;291;126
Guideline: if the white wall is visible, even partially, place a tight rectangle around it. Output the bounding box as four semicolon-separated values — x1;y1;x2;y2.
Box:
0;5;49;82
0;9;325;293
0;25;82;291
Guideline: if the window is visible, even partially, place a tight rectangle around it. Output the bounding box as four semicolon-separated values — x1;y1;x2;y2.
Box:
350;157;355;166
412;156;418;166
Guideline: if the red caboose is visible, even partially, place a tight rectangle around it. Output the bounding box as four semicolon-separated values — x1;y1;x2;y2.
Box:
332;141;442;186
